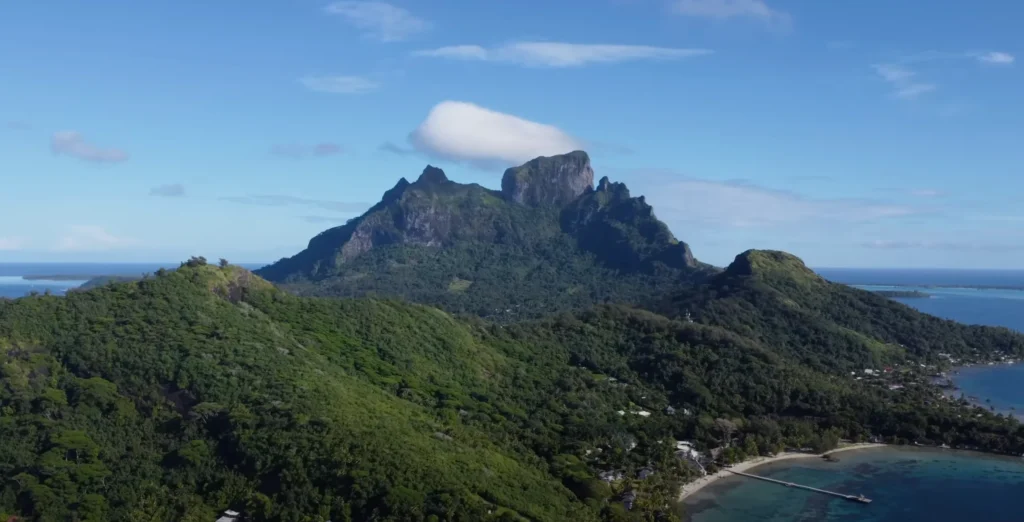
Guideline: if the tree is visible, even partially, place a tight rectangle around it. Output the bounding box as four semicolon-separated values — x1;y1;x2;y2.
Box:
743;437;759;458
714;418;737;446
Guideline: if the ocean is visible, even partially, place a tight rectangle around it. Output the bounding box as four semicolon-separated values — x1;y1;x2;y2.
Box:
818;268;1024;332
0;262;267;299
684;268;1024;522
818;268;1024;417
683;447;1024;522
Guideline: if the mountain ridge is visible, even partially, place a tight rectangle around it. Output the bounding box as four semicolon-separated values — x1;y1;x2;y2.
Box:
256;151;710;319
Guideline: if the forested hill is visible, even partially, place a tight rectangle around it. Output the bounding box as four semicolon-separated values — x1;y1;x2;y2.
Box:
657;250;1024;373
4;260;1024;521
255;151;715;320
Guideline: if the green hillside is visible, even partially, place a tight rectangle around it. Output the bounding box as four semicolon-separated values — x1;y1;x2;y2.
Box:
3;258;1024;521
658;250;1024;372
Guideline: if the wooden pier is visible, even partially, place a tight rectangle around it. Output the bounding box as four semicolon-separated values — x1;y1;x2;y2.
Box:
727;469;872;504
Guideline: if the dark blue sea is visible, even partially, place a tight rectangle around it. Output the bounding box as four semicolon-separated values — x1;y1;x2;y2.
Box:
815;268;1024;329
0;263;266;299
684;268;1024;522
818;268;1024;332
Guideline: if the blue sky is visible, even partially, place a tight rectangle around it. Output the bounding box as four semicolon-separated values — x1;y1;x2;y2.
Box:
1;0;1021;268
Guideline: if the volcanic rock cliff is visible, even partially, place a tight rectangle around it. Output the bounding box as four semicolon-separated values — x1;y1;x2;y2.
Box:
256;151;706;312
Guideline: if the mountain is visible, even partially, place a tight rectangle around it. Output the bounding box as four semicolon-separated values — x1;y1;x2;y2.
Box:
4;260;1024;521
657;250;1024;372
255;151;711;320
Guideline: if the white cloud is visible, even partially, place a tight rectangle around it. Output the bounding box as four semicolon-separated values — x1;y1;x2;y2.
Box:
300;75;378;94
0;237;26;251
976;51;1015;65
55;226;136;252
872;64;936;99
51;131;129;163
413;42;712;68
645;179;916;228
324;1;428;42
408;101;584;165
671;0;788;23
414;45;489;60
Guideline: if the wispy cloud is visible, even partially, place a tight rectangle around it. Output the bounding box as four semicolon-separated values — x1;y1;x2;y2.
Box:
324;1;429;42
787;174;833;183
270;142;344;158
0;237;26;251
670;0;789;24
51;131;129;163
54;226;136;252
379;141;416;156
863;239;1024;252
300;75;378;94
150;184;186;197
645;178;917;228
903;50;1016;66
975;51;1015;65
408;101;583;166
909;188;944;198
413;42;712;68
221;195;369;213
872;64;936;99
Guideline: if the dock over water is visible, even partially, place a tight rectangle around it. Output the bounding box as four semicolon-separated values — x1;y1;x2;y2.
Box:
727;469;872;504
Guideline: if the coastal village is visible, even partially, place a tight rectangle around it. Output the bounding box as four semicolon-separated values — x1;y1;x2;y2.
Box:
579;346;1024;513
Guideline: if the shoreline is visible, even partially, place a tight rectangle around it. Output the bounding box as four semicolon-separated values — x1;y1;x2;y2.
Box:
942;363;1024;421
677;443;886;501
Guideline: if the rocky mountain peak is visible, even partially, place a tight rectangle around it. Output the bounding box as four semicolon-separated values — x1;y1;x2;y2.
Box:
723;250;821;283
380;178;412;205
417;165;449;185
501;150;594;207
594;176;631;199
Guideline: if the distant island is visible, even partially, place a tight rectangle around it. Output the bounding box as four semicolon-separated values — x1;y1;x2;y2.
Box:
22;274;147;290
873;290;932;298
863;283;1024;291
22;274;101;281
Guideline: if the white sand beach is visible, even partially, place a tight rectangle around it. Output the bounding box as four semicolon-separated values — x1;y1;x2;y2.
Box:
678;443;886;501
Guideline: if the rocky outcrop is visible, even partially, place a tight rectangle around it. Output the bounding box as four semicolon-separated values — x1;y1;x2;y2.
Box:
417;165;449;185
256;151;703;283
561;176;697;272
501;151;594;207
